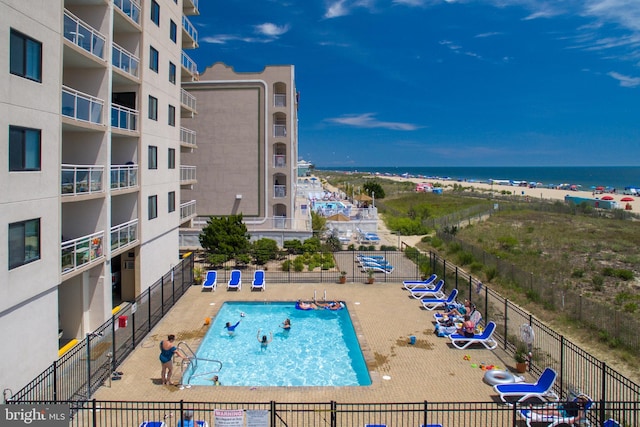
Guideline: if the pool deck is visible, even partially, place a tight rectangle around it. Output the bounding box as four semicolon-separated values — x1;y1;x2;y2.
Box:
94;281;528;403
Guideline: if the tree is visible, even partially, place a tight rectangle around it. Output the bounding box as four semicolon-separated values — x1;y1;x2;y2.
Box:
199;214;250;260
311;212;326;237
363;180;385;199
252;238;279;265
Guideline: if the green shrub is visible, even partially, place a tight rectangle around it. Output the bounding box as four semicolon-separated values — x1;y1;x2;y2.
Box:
571;269;584;278
457;251;475;266
469;261;483;273
283;239;303;254
281;259;292;271
497;235;518;251
592;275;604;291
293;257;305;272
622;302;638;313
615;269;634;281
484;266;498;281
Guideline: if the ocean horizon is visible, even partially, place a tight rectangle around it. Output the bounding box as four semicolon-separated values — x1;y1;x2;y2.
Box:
316;166;640;192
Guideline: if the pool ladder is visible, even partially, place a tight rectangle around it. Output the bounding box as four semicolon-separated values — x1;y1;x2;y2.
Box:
177;341;223;386
313;289;327;301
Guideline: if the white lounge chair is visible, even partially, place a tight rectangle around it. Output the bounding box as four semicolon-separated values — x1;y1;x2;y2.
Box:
201;270;217;291
494;367;558;403
251;270;265;291
408;280;445;299
227;269;241;291
448;321;498;350
421;288;458;311
518;394;592;427
403;274;437;290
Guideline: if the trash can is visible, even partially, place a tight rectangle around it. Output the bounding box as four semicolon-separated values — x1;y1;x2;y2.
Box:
409;335;416;345
118;316;128;328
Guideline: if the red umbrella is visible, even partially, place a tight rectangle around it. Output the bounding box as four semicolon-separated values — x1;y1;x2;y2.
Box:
601;195;614;201
620;197;635;202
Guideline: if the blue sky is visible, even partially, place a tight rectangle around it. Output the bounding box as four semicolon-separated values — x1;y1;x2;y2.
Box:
189;0;640;167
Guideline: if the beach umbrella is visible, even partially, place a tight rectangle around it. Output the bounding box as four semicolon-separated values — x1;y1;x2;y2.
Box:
326;213;350;222
620;197;635;202
601;195;614;201
353;194;372;202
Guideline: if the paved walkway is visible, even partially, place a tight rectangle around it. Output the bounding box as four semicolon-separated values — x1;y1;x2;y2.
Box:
94;281;528;403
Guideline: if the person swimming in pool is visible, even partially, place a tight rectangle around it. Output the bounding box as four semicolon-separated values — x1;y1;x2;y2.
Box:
224;319;241;335
280;318;291;331
257;329;273;350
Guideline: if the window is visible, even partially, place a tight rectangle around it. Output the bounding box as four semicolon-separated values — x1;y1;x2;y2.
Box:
10;29;42;82
9;126;41;171
168;191;176;213
169;62;176;84
149;46;159;72
8;218;40;269
168;105;175;127
148;145;158;169
168;148;176;169
148;95;158;120
148;195;158;219
151;0;160;26
170;20;177;43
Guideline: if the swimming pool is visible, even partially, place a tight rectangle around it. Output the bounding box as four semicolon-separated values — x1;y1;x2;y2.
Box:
184;301;371;387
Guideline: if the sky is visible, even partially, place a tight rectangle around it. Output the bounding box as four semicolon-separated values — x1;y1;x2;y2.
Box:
188;0;640;168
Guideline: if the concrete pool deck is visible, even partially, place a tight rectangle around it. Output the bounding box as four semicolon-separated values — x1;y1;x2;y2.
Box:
93;281;526;403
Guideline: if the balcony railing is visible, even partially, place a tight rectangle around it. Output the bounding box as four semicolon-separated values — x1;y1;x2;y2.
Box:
274;155;286;168
274;185;287;198
62;86;104;125
183;0;199;13
274;93;286;107
111;103;138;131
113;0;140;25
112;43;139;78
110;219;138;252
181;51;197;75
182;15;198;45
180;127;197;147
180;200;197;220
63;10;106;59
274;124;287;137
181;88;197;112
110;164;138;190
61;231;104;274
180;166;197;183
61;164;104;196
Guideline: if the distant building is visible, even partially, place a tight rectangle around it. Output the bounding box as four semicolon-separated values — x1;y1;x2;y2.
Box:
298;159;313;177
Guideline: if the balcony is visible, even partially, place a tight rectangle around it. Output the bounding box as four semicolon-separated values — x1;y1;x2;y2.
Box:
63;10;106;60
274;185;287;198
181;50;198;78
111;104;138;131
274;124;287;137
183;0;199;15
180;200;197;222
110;164;138;190
274;93;286;107
110;219;138;253
61;231;105;275
61;164;104;196
182;15;198;48
113;0;141;25
180;166;197;184
181;88;197;115
62;86;104;125
274;155;286;168
112;43;139;79
180;127;197;148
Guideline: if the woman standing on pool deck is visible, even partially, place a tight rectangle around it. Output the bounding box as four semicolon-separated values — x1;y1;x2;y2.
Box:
257;329;273;350
159;334;187;385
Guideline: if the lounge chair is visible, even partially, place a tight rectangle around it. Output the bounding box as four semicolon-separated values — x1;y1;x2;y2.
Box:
517;394;592;427
421;288;458;311
362;264;394;274
251;270;266;291
409;280;445;299
448;321;498;350
227;269;242;291
494;367;559;404
403;274;437;290
201;271;217;291
139;423;165;427
603;420;620;427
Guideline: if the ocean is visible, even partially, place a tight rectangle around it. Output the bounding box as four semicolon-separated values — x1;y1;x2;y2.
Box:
317;166;640;191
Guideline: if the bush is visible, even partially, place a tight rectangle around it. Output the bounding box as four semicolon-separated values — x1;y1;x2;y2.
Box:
469;261;483;273
283;239;303;254
457;251;475;266
497;236;518;251
281;259;292;271
252;238;279;265
484;266;498;281
592;275;604;291
293;257;305;272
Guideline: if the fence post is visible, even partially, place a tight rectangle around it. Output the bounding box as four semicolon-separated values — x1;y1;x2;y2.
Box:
148;286;152;333
52;360;57;402
172;267;176;306
454;267;458;290
423;400;428;427
560;335;565;399
86;334;91;400
270;401;276;425
179;399;184;425
503;299;508;350
132;308;136;350
330;400;337;427
484;286;489;325
161;275;165;317
92;398;97;427
111;314;116;368
600;362;607;424
468;275;472;303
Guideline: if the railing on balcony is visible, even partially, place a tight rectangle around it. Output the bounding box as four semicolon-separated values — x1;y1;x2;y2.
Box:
61;164;104;196
181;88;197;112
274;93;286;107
110;164;138;190
112;42;139;78
110;219;138;252
63;10;106;59
113;0;140;25
184;0;199;13
61;231;104;274
274;185;287;198
180;127;197;147
62;86;104;125
111;103;138;131
274;154;286;168
180;200;197;221
182;15;198;45
181;50;197;75
274;124;287;137
180;166;197;183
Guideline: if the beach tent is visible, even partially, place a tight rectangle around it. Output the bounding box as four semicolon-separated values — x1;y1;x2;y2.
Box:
354;194;372;202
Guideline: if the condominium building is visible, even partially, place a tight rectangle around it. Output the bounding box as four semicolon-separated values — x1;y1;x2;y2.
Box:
181;62;312;246
0;0;199;392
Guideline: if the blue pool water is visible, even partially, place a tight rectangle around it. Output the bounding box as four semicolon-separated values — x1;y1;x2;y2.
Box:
184;301;371;386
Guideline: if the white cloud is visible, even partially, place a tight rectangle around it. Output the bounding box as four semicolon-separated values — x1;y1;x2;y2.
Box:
254;23;290;37
325;113;421;130
608;71;640;87
475;31;503;38
200;35;240;44
325;0;349;18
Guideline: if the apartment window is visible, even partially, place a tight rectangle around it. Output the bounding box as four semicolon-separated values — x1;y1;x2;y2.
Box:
9;126;41;171
168;148;175;169
170;20;177;43
10;29;42;82
168;105;175;127
148;145;158;169
151;0;160;26
148;95;158;120
148;195;158;220
8;218;40;269
169;62;176;84
168;191;176;213
149;46;159;72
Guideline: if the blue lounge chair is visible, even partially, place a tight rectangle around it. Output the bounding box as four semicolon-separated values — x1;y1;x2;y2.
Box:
251;270;266;291
494;367;558;403
409;280;445;299
403;274;437;290
139;422;165;427
227;269;241;291
201;270;217;291
518;394;592;427
421;288;458;311
448;321;498;350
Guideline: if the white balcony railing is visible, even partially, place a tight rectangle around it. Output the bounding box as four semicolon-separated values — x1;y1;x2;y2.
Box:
181;51;198;75
111;104;138;131
274;155;286;168
61;230;105;274
180;127;197;147
180;166;197;182
181;88;197;112
180;200;197;220
274;124;286;137
274;185;287;198
113;0;141;25
110;164;138;189
61;164;104;196
62;86;104;125
274;93;286;107
182;15;198;44
112;42;139;78
63;10;106;59
110;219;138;251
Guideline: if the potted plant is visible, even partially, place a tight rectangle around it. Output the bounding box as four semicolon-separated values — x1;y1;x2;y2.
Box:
193;266;204;285
514;350;528;373
339;271;347;284
366;270;375;284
